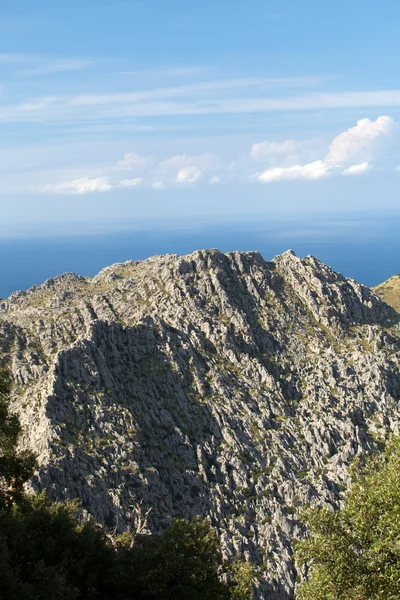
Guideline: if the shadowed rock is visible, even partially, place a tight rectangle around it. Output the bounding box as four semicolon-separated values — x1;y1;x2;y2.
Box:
1;249;400;600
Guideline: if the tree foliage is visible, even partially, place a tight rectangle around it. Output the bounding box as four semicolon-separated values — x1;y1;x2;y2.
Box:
295;436;400;600
0;494;117;600
226;560;257;600
0;501;254;600
116;517;249;600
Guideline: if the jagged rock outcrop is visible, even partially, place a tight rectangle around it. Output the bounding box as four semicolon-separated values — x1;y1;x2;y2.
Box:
374;273;400;312
1;249;400;600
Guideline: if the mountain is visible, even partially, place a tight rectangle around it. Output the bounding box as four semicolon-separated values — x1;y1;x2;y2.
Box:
374;274;400;313
1;249;400;600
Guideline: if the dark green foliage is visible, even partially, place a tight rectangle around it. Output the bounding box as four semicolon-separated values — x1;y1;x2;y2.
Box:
129;518;255;599
0;502;253;600
116;517;254;600
0;494;117;600
295;436;400;600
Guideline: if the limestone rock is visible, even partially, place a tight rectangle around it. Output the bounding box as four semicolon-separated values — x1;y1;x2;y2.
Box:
1;249;400;600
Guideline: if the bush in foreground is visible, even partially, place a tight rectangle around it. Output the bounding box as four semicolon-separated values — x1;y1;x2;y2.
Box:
295;437;400;600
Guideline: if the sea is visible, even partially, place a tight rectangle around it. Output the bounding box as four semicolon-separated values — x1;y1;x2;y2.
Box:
1;211;399;299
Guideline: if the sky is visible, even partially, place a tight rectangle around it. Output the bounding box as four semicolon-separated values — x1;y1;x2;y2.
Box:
1;0;400;234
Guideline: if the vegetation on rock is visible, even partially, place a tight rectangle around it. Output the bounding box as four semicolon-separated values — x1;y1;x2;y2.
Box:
0;370;254;600
374;274;400;313
1;249;400;599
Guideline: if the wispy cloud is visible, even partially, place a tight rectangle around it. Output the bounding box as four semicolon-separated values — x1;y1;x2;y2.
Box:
115;66;210;77
20;59;93;76
0;53;93;76
68;76;326;108
116;178;143;188
0;53;34;63
115;152;155;171
7;80;400;124
159;152;221;173
152;181;166;190
250;139;301;159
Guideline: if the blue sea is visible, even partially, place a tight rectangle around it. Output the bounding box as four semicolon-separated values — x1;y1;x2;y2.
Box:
1;212;399;299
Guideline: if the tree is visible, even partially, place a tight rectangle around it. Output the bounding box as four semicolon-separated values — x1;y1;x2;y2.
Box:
226;560;256;600
0;370;36;509
295;436;400;600
0;494;117;600
117;517;255;600
117;517;231;600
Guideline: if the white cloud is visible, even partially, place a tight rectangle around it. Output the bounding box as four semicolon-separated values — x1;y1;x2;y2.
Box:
325;116;394;165
342;162;371;176
117;178;143;188
116;152;154;171
250;139;300;159
209;176;220;184
257;116;394;184
258;160;332;183
175;166;202;184
47;177;112;195
152;181;166;190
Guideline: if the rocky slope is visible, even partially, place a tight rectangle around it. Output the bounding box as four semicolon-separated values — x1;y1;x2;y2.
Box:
374;274;400;312
1;249;400;600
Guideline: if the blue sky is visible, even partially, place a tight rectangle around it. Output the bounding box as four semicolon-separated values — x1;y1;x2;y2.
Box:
1;0;400;233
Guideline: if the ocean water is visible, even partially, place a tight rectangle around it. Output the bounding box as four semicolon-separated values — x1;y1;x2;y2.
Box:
1;212;399;299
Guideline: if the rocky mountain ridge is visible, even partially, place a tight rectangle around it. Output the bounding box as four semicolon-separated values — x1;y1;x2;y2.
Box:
1;248;400;600
374;273;400;312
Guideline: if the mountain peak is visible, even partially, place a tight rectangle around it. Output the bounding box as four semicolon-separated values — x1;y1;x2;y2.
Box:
1;249;400;600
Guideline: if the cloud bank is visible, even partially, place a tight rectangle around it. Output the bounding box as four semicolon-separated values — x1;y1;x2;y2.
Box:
42;115;397;194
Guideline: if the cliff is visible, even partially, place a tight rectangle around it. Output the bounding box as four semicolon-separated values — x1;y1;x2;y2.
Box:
1;249;399;599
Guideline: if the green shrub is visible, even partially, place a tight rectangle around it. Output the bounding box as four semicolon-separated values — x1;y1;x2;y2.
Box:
295;436;400;600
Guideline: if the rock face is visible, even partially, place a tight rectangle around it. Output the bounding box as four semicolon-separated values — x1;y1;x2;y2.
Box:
1;249;400;600
374;274;400;313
